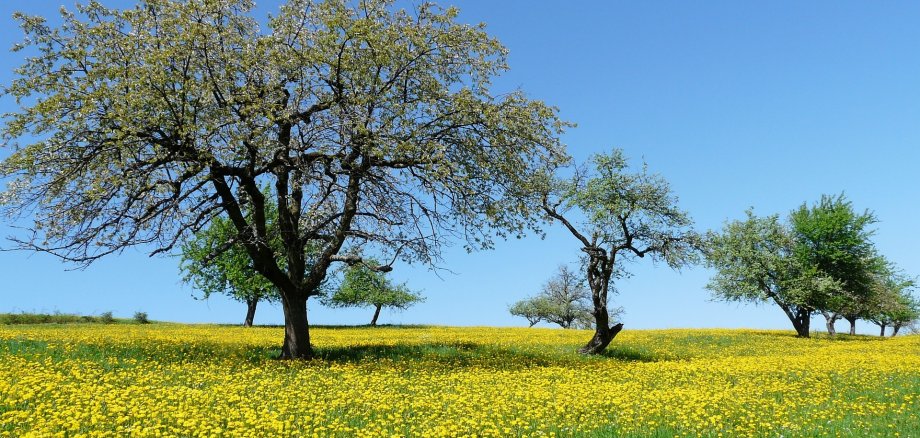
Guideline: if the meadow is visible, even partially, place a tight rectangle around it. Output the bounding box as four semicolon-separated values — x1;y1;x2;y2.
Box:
0;324;918;437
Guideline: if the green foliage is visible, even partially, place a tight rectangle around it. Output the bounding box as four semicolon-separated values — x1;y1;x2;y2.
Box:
133;312;150;324
705;210;836;336
179;213;281;305
551;150;701;273
789;194;884;316
323;260;423;319
866;265;919;331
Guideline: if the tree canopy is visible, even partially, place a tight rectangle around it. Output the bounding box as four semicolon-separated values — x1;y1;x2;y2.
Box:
323;258;423;326
0;0;568;359
705;210;833;337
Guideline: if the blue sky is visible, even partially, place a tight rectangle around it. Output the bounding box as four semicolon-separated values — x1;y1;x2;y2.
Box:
1;1;918;335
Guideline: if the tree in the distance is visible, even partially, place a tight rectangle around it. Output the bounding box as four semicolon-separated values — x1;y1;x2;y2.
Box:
509;265;607;329
866;267;919;337
180;214;279;327
789;194;884;336
0;0;567;359
540;151;700;354
323;260;423;326
705;210;840;338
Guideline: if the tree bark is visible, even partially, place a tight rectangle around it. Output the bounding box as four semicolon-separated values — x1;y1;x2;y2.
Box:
279;295;313;360
879;324;886;337
793;308;811;338
892;324;901;337
243;298;258;327
370;304;382;326
846;316;857;335
580;252;622;354
821;311;838;336
580;320;624;354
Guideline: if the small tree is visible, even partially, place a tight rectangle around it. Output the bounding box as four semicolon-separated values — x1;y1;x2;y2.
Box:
510;265;598;329
323;260;423;326
509;299;545;327
866;267;918;337
706;210;839;338
180;211;282;327
540;151;699;354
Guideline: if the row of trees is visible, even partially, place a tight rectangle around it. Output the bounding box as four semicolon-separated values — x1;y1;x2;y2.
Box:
0;0;915;360
706;195;918;337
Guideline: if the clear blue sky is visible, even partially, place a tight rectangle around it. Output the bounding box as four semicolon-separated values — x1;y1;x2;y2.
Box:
1;1;918;335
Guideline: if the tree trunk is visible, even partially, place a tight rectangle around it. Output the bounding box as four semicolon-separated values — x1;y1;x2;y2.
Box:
821;311;837;336
892;324;901;337
793;308;811;338
846;317;857;335
243;298;258;327
580;321;624;354
370;304;382;326
279;295;313;360
879;323;886;337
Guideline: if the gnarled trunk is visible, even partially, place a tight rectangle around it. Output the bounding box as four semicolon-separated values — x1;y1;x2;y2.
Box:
581;253;622;354
243;298;258;327
279;295;313;360
580;320;624;354
370;304;382;326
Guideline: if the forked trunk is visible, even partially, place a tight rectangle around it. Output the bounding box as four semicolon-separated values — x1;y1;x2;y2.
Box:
370;304;382;326
279;295;313;360
243;298;258;327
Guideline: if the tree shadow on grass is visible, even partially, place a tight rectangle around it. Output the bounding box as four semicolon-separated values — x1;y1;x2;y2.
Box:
599;346;667;363
311;342;563;369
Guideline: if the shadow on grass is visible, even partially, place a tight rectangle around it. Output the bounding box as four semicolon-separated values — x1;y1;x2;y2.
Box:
599;346;666;363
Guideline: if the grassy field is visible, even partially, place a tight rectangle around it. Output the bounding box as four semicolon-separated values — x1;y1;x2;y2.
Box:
0;325;917;437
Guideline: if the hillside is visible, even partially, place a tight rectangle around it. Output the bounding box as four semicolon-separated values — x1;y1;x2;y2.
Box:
1;325;918;436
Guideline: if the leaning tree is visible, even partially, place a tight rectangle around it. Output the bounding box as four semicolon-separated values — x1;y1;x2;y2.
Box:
705;210;840;337
0;0;567;359
540;150;699;354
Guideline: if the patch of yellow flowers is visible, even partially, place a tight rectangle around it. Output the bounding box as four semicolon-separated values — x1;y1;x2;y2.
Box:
0;325;918;437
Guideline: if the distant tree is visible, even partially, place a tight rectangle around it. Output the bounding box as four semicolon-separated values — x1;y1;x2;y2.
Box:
540;151;700;354
323;259;423;326
180;200;287;327
510;265;606;329
0;0;568;359
790;194;884;336
866;267;919;337
706;210;839;338
509;299;545;327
